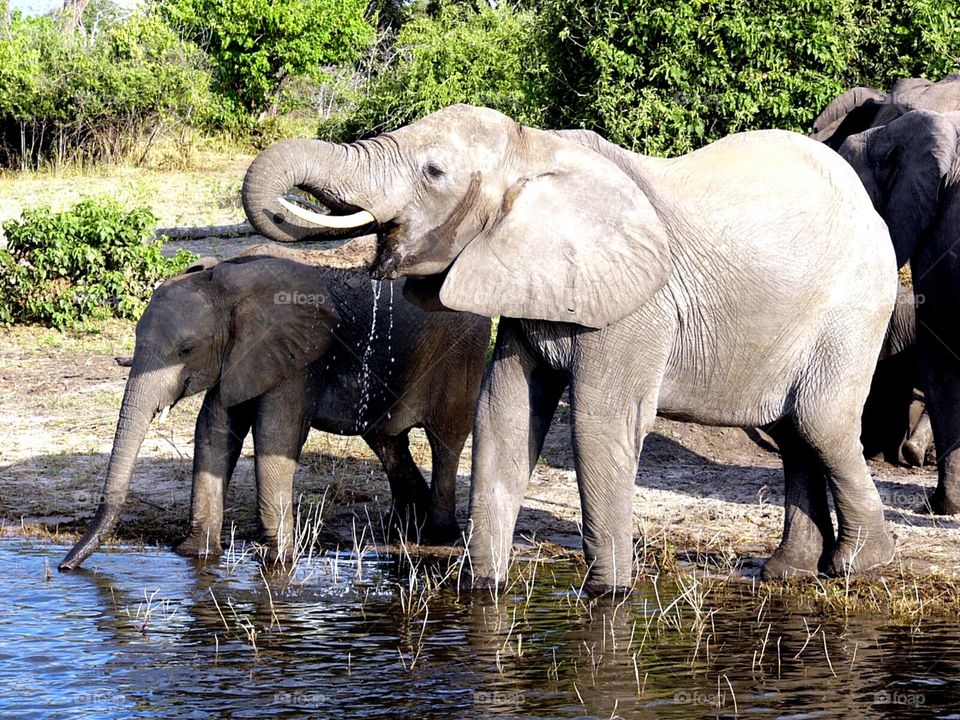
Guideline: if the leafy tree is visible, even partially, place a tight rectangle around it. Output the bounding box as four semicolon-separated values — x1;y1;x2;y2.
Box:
158;0;375;120
0;12;211;167
325;0;544;138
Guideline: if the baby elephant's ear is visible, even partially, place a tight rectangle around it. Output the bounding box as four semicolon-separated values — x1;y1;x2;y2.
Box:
439;131;672;329
217;260;339;407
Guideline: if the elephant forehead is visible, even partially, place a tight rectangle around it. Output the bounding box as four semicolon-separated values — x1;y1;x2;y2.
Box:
393;105;515;161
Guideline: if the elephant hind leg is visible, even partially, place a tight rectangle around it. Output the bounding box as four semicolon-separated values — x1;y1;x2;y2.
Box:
760;422;835;580
421;426;467;544
792;408;894;577
364;431;432;541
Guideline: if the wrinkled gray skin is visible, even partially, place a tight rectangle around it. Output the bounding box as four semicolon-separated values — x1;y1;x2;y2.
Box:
863;285;934;467
812;74;960;147
241;105;897;591
60;254;489;570
839;109;960;515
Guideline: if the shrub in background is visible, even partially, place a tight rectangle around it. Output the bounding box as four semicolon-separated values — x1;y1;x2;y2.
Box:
0;198;196;329
534;0;960;155
0;12;212;168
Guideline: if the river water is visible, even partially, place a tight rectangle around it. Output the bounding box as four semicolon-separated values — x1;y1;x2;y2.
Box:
1;537;958;719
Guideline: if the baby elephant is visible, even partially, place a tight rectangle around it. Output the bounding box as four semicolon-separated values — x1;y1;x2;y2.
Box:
60;254;490;569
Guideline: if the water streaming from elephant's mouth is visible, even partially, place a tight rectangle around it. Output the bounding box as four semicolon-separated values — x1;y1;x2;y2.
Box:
385;282;394;417
3;537;959;719
355;279;383;431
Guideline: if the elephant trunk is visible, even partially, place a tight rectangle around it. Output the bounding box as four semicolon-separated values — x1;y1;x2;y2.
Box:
59;374;160;570
242;138;377;244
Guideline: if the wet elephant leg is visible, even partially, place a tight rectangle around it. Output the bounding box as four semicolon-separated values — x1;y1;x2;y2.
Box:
760;423;835;579
794;408;894;575
567;372;658;595
252;377;312;563
364;431;432;540
466;320;567;589
421;427;466;543
177;387;254;557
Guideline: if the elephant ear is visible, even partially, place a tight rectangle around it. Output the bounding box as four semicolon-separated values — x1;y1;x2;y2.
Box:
843;110;960;267
811;86;886;141
438;130;672;329
821;101;907;151
216;258;339;407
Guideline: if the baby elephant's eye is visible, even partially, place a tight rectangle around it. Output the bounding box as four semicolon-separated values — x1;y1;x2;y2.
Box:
424;162;446;181
178;343;195;358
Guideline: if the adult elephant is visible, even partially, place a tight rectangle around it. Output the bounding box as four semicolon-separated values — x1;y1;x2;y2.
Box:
241;105;897;591
838;109;960;515
59;253;490;570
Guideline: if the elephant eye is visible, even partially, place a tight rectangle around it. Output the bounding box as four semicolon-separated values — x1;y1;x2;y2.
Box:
424;162;446;181
178;343;194;358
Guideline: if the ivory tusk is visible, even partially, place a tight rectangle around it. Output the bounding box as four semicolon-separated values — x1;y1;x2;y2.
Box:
157;406;170;423
277;197;375;229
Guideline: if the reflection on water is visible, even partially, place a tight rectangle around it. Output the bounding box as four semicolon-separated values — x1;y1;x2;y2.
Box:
0;537;958;719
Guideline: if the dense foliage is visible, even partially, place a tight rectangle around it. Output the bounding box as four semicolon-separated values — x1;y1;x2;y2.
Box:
0;12;211;167
2;0;954;161
323;1;545;139
532;0;960;154
158;0;375;125
0;199;196;329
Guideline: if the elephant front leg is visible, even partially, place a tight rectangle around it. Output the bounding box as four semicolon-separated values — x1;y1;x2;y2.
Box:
466;321;566;589
176;388;253;558
569;388;653;595
916;310;960;514
920;371;960;514
252;381;312;564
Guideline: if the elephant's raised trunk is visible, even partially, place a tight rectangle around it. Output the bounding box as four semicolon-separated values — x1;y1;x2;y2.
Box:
59;374;159;570
242;138;377;243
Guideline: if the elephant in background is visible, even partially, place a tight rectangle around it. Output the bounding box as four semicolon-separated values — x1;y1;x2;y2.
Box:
837;109;960;514
241;104;898;590
60;253;490;570
813;74;960;144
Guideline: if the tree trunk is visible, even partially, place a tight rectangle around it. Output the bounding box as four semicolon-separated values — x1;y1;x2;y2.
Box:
62;0;90;33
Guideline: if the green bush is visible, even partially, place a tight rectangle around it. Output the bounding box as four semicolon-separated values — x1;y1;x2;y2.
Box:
0;12;212;167
0;199;196;329
322;1;546;139
535;0;960;155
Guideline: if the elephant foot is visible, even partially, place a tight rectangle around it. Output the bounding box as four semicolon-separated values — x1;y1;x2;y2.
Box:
388;500;431;543
420;517;461;545
929;487;960;515
260;537;294;566
583;580;633;599
900;438;929;467
174;531;222;558
760;544;826;581
822;530;895;577
458;568;503;594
